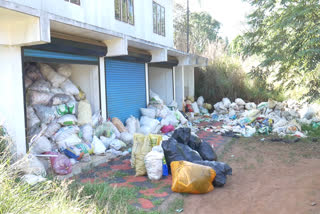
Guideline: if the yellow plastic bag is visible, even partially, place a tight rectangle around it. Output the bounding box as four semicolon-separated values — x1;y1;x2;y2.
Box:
131;134;152;176
171;161;216;194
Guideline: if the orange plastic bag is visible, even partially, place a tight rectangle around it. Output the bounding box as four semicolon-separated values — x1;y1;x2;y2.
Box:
171;161;216;194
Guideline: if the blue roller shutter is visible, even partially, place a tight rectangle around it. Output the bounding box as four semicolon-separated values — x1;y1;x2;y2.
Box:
106;59;147;122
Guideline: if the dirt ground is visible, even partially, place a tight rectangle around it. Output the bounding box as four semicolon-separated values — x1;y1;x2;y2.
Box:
183;137;320;214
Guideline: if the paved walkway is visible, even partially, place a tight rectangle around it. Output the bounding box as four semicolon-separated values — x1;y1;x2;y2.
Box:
73;121;231;211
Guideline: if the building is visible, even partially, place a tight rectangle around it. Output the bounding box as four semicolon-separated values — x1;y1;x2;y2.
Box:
0;0;207;157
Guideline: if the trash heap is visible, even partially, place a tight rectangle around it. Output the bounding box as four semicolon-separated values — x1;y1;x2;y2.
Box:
21;63;131;184
211;98;320;137
130;127;232;194
183;96;212;116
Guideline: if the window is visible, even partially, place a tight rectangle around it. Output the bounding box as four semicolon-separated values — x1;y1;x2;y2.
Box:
153;2;165;36
115;0;134;25
64;0;80;5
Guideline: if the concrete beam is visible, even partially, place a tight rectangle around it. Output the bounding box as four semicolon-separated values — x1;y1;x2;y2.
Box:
150;48;167;62
103;37;128;57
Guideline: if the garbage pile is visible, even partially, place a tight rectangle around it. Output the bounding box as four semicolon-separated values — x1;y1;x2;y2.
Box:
131;127;232;194
183;96;212;116
21;63;131;184
211;98;320;137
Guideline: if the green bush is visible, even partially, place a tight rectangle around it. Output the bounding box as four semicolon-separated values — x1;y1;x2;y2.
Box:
195;56;284;104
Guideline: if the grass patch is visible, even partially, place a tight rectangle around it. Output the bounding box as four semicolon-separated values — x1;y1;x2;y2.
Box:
302;124;320;138
112;170;130;178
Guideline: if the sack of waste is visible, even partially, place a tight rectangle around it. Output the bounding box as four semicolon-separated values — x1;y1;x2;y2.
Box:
145;148;164;181
26;106;41;128
131;134;152;176
197;96;204;107
171;161;216;194
194;160;232;187
77;100;92;126
120;132;134;145
110;139;126;151
29;136;52;154
140;108;156;119
172;128;191;145
126;116;140;134
81;124;93;143
196;141;217;161
47;152;72;175
112;117;127;133
40;64;66;88
92;136;106;155
20;154;47;177
44;121;61;138
222;98;231;108
162;138;202;173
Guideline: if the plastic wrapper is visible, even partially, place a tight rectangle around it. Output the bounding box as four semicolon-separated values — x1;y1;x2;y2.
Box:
112;117;127;133
57;114;77;126
60;79;80;95
77;100;92;125
33;105;56;124
39;64;66;87
171;161;216;194
145;150;164;180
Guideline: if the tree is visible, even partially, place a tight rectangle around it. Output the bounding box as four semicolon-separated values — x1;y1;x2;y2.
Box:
174;3;221;55
242;0;320;101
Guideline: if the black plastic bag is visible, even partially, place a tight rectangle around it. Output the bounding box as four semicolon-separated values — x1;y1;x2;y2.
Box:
194;160;232;187
162;138;202;173
196;141;218;161
172;128;191;144
187;134;202;150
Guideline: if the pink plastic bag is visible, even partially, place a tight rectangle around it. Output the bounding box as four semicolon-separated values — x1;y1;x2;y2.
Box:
47;152;72;175
161;125;175;134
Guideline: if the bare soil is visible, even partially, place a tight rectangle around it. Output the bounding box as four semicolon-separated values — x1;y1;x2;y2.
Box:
184;137;320;214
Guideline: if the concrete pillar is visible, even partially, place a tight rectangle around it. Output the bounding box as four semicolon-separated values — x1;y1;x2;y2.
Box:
0;45;26;158
175;66;184;110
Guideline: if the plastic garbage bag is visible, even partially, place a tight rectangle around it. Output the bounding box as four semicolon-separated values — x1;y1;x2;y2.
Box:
126;116;140;134
60;79;79;95
194;160;232;187
145;150;164;181
162;138;202;173
258;102;268;110
139;116;160;135
50;94;71;106
56;64;72;78
222;98;231;108
81;124;93;143
197;96;204;107
29;79;51;92
33;105;56;124
273;118;288;129
229;103;239;111
57;114;77;126
245;102;257;110
56;133;82;149
39;64;66;87
131;134;152;176
25;63;42;81
196;141;217;161
100;135;114;149
47;152;72;175
95;121;115;138
235;98;246;106
92;111;103;127
52;126;80;142
168;101;178;109
175;110;188;125
120;132;134;145
77;100;92;126
171;161;216;194
21;154;47;177
140;108;156;118
27;106;41;128
172;128;191;145
192;102;200;114
110;139;126;151
44;121;61;138
150;90;164;105
161;125;175;133
160;112;179;127
187;134;202;150
29;136;52;154
112;117;127;133
28;90;54;106
92;136;106;155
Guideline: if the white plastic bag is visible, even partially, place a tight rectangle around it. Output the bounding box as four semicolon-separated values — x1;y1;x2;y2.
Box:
139;116;160;134
44;121;61;138
100;135;115;149
191;102;200;114
126;116;139;134
29;136;52;154
140;108;156;118
52;126;80;142
222;98;232;108
110;139;126;151
235;98;246;106
77;100;92;125
57;114;77;126
56;133;82;149
28;90;54;106
175;110;188;125
92;111;103;127
21;174;46;185
22;154;47;177
144;150;164;181
160;112;179;127
81;124;93;143
56;64;72;78
39;64;66;88
33;105;56;124
60;79;80;95
50;94;71;105
92;136;106;155
245;102;257;110
29;79;51;92
27;106;41;128
120;132;134;145
197;96;204;107
150;90;164;104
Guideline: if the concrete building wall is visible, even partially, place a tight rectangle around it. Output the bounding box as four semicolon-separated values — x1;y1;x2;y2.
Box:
6;0;174;47
148;66;174;105
0;45;26;158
